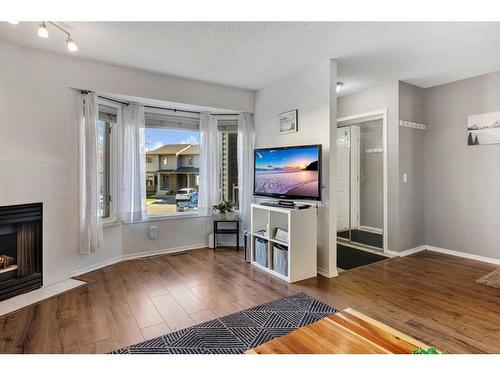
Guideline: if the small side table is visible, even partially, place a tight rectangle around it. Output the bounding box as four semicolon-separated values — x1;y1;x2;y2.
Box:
213;217;240;251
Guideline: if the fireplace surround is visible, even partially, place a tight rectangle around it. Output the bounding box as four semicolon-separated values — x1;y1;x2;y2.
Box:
0;203;43;301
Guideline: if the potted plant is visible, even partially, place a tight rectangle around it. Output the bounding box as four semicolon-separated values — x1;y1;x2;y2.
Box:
212;200;237;219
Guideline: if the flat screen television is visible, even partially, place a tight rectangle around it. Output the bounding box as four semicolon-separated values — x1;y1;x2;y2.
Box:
253;144;321;201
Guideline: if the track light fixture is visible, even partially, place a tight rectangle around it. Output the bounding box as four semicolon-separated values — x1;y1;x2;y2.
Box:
37;22;49;38
15;21;78;52
66;37;78;52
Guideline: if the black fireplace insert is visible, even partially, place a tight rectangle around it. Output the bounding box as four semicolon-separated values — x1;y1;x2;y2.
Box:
0;203;43;301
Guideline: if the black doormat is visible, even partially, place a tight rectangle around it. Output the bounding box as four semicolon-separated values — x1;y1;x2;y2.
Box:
337;244;388;270
111;293;336;354
338;229;383;249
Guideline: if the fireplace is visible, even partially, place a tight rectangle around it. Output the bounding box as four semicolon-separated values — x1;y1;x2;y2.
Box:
0;203;43;301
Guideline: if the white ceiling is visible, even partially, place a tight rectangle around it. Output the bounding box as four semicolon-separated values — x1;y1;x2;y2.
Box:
2;22;500;95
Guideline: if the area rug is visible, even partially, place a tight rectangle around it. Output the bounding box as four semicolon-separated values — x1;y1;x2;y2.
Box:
112;292;336;354
476;268;500;289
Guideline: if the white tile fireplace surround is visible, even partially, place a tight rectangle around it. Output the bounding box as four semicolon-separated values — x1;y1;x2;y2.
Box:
0;159;121;287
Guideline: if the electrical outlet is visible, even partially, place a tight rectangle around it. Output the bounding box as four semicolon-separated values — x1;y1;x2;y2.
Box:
403;173;408;183
149;225;158;240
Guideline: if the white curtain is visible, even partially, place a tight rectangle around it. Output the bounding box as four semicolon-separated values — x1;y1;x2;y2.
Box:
237;112;255;231
79;92;103;254
198;113;220;216
122;103;147;222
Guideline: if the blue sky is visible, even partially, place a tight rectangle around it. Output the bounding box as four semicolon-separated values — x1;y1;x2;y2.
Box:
146;128;200;151
255;147;319;169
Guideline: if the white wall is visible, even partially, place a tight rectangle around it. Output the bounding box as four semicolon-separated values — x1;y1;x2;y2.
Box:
0;40;254;285
253;60;337;276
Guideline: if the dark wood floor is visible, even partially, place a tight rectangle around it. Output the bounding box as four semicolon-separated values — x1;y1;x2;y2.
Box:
0;249;499;353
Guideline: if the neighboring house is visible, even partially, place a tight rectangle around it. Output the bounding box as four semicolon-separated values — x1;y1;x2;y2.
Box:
146;144;200;194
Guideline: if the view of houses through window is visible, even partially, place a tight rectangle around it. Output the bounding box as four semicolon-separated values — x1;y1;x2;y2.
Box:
145;128;201;216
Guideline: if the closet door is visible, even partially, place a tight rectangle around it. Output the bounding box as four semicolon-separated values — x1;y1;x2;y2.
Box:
336;127;351;234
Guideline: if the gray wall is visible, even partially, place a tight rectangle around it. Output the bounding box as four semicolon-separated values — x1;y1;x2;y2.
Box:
338;82;399;251
398;82;426;251
359;120;384;230
424;71;500;259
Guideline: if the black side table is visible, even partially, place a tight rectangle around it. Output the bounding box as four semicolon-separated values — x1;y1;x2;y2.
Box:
213;217;240;251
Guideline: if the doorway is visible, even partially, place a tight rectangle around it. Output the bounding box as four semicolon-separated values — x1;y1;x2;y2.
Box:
336;110;388;254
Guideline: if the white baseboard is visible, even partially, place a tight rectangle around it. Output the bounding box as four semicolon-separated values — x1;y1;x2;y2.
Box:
390;244;500;266
385;245;426;257
71;243;208;278
359;225;383;234
425;245;500;266
317;266;338;278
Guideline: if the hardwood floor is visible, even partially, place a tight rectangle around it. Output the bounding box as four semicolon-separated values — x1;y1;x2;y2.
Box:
0;248;499;353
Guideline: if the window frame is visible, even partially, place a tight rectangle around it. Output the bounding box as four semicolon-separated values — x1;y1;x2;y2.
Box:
144;112;201;219
98;99;120;224
217;117;240;208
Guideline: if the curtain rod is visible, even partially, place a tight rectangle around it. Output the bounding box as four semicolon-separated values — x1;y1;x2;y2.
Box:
81;91;240;116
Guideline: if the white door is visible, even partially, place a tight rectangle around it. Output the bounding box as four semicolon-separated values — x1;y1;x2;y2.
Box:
336;127;350;232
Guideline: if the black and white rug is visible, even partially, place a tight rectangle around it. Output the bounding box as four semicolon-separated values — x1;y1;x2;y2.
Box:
112;292;336;354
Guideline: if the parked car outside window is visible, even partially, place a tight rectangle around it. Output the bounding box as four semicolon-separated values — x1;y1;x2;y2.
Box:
175;188;197;204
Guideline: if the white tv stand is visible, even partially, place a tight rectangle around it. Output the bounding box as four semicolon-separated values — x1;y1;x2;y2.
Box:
250;203;317;283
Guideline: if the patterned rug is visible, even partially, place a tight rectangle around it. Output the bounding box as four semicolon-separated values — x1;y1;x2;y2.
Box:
112;292;336;354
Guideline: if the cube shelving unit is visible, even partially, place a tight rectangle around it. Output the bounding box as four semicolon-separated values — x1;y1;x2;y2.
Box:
250;203;317;283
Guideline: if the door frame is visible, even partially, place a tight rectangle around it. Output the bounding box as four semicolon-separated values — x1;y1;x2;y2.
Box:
337;109;388;254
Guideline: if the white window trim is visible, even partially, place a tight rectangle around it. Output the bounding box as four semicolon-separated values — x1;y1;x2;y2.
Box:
99;98;121;225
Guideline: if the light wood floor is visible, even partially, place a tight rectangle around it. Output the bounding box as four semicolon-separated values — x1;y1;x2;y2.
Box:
249;308;429;354
0;248;499;353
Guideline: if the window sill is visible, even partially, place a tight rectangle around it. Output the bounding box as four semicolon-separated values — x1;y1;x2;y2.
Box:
103;220;120;228
124;213;210;224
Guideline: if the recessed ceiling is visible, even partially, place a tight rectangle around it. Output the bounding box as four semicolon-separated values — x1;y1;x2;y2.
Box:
2;22;500;95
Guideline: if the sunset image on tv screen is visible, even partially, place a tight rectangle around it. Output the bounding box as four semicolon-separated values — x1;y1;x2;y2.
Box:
254;146;320;199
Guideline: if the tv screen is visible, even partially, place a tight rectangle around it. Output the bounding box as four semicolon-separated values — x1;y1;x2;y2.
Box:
254;145;321;200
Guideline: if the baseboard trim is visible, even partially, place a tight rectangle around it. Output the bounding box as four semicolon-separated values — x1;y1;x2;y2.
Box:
390;244;500;266
71;243;208;277
385;245;426;257
359;225;383;234
317;266;338;278
425;245;500;266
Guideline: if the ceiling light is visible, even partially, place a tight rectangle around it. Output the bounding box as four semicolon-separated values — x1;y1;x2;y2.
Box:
7;21;19;25
66;36;78;52
37;22;48;38
336;82;344;94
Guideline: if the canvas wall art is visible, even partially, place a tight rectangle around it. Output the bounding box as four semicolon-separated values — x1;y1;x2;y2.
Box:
467;110;500;146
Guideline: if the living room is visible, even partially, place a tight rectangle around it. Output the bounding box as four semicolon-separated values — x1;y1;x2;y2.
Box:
1;1;500;372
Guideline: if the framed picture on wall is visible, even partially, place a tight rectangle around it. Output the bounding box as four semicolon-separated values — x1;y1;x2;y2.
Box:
278;109;298;135
467;110;500;146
